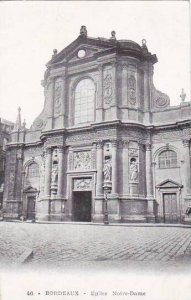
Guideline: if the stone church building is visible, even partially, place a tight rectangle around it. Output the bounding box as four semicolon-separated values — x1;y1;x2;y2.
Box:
3;27;191;223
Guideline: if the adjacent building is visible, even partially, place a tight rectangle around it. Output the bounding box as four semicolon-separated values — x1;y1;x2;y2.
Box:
0;118;14;211
3;27;191;223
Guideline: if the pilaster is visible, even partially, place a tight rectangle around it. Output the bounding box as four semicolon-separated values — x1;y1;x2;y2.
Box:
122;140;129;195
96;141;103;197
183;139;191;198
96;64;103;122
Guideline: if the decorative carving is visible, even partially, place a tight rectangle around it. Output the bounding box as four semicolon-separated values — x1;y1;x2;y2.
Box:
40;153;45;192
73;178;92;191
128;75;136;105
183;139;190;147
51;163;58;184
103;157;112;182
74;151;91;170
68;149;73;171
33;118;44;130
103;72;112;104
129;148;138;157
129;158;138;182
92;144;96;169
54;78;62;116
52;148;58;162
152;85;170;109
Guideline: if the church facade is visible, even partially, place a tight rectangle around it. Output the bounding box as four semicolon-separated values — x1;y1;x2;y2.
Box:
3;27;191;223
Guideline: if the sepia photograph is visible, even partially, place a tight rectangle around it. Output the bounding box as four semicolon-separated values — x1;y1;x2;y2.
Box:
0;1;190;299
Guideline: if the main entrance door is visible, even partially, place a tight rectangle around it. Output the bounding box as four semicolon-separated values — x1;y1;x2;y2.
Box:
27;196;36;220
163;193;178;223
73;191;92;222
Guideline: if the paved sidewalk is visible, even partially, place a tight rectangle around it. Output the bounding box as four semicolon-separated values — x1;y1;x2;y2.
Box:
0;222;191;271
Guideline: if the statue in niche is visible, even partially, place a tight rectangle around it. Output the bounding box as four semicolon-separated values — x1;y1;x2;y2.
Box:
51;163;58;183
129;158;138;181
103;157;112;182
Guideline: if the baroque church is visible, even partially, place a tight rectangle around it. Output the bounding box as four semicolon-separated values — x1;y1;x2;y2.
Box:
3;26;191;223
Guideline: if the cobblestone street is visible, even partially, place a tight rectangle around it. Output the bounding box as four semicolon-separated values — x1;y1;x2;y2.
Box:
0;222;191;271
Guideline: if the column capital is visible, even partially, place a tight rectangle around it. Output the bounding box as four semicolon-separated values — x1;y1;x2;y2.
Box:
57;145;64;153
122;140;129;148
183;139;190;147
146;143;152;151
122;63;128;71
96;140;103;149
45;146;52;154
111;139;118;147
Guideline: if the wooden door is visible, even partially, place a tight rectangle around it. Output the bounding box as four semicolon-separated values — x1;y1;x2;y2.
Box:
163;193;178;223
27;196;36;220
73;191;92;222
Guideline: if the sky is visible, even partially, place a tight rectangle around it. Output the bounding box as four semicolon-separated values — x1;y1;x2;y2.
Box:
0;1;190;127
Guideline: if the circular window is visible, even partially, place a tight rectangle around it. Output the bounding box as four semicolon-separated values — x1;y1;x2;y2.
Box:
77;49;86;58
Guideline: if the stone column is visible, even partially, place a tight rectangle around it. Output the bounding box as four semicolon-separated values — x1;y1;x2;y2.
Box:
111;140;118;195
183;139;191;196
46;78;54;130
44;147;52;197
146;143;153;198
96;141;103;196
143;64;150;111
111;62;118;119
96;64;103;122
122;64;128;106
57;146;64;197
122;140;129;195
146;143;155;221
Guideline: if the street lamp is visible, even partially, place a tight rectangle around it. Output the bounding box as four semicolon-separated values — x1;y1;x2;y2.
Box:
103;181;112;225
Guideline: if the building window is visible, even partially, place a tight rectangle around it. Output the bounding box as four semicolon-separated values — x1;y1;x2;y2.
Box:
158;150;177;168
27;163;39;177
74;78;95;124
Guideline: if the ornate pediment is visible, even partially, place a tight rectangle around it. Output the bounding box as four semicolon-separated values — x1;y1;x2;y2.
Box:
47;36;115;66
156;179;183;189
24;186;38;193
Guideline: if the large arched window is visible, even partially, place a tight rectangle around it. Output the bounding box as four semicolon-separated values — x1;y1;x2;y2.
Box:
74;78;95;125
158;150;177;168
27;163;40;178
25;162;40;189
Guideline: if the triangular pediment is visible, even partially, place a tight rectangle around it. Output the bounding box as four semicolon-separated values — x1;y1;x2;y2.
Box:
47;36;116;66
24;186;38;193
156;179;183;189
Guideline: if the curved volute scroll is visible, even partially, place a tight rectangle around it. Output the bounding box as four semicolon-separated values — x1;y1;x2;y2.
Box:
151;83;170;110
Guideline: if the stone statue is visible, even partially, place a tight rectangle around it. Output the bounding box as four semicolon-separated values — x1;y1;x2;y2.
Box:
103;158;112;182
186;206;191;216
80;25;87;37
130;159;138;181
51;164;58;183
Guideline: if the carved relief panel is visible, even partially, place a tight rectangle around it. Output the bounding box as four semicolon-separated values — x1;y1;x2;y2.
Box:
73;151;91;170
73;178;92;191
103;65;113;105
127;66;137;107
54;77;63;117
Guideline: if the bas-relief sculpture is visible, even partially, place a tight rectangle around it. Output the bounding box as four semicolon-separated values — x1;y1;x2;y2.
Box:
54;77;62;116
129;158;138;182
103;157;112;182
3;27;191;224
74;151;91;170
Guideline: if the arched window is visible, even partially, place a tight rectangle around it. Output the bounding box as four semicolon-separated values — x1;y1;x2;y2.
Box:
158;150;177;168
74;78;95;124
27;163;39;178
